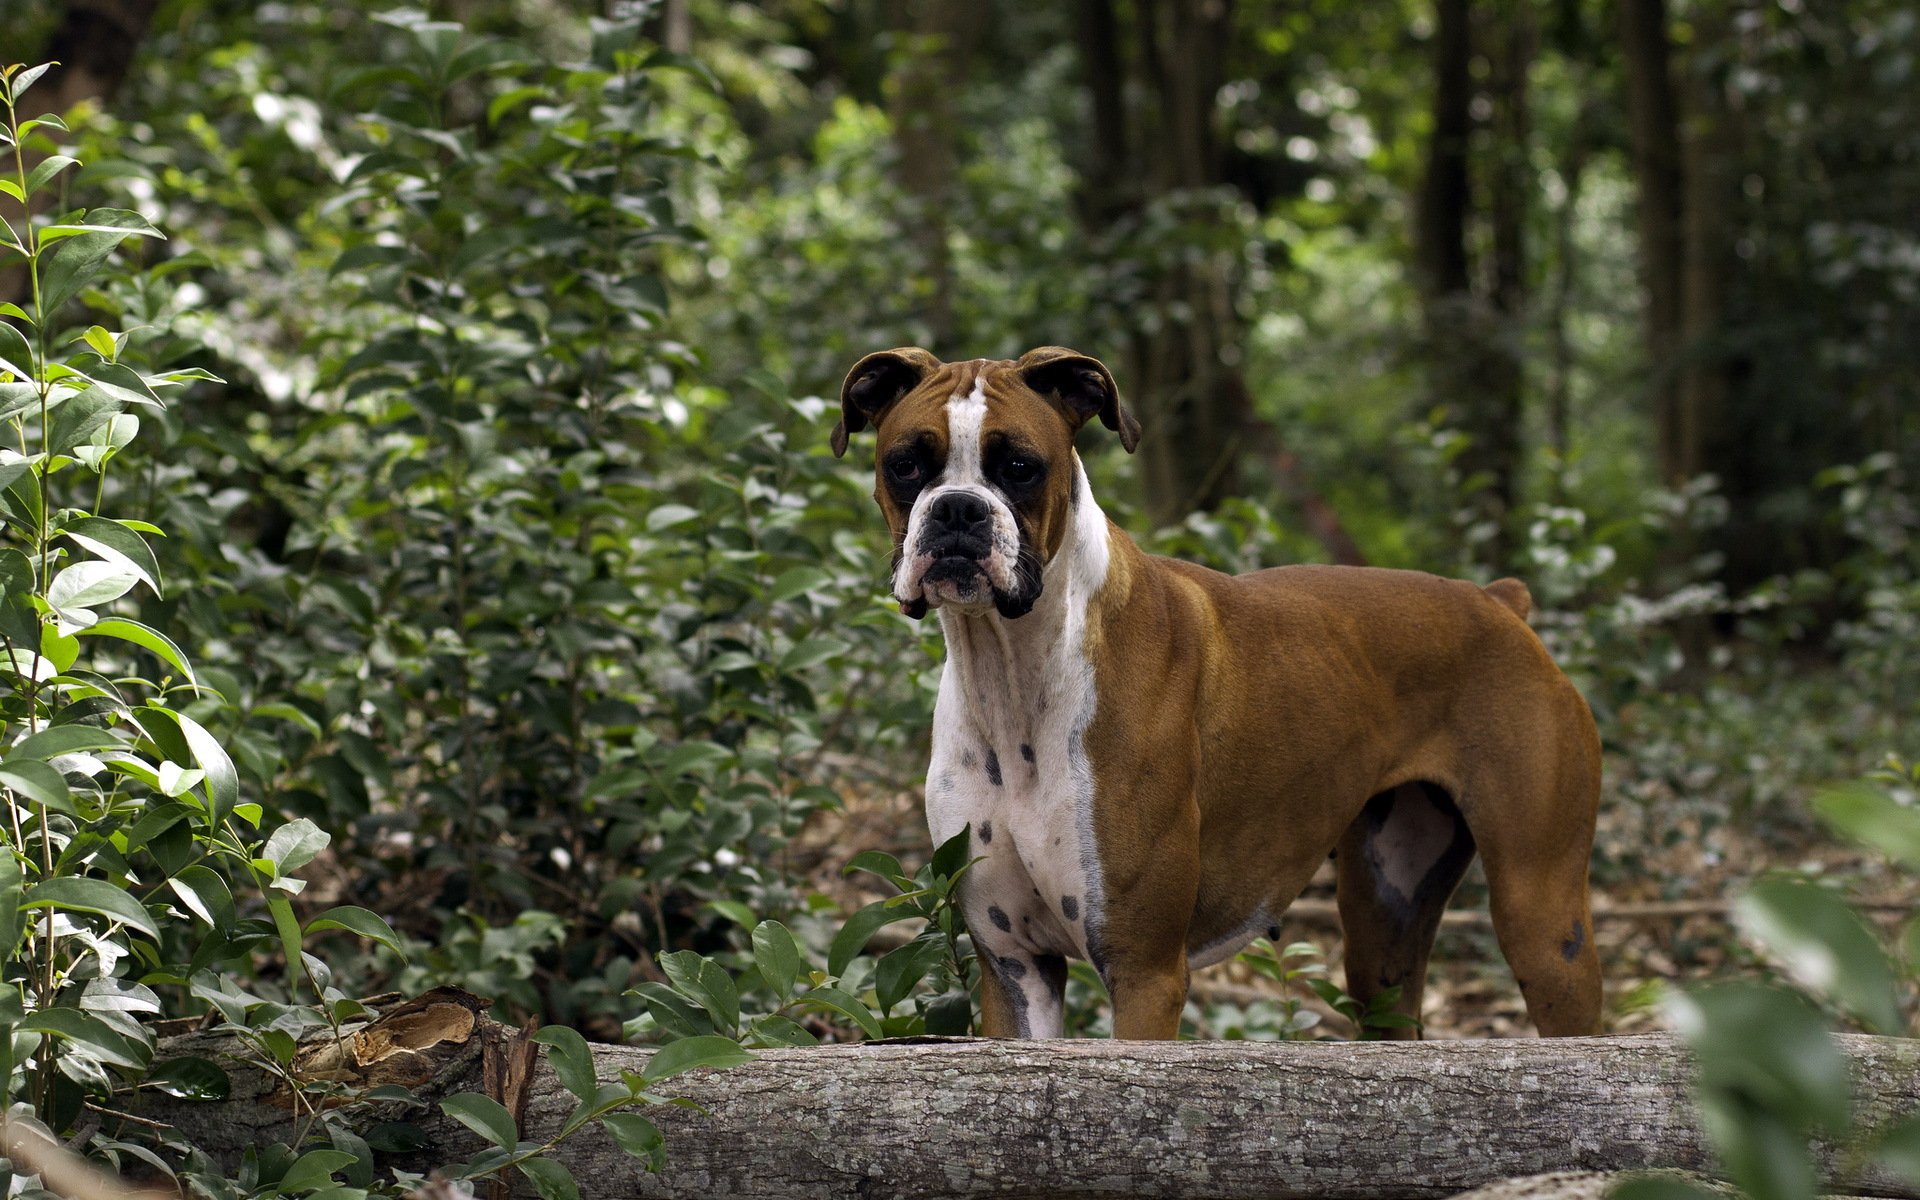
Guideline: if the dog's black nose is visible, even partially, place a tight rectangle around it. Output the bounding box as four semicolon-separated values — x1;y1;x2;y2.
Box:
927;491;991;535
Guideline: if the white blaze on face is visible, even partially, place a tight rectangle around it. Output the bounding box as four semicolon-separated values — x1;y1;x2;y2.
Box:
891;368;1025;611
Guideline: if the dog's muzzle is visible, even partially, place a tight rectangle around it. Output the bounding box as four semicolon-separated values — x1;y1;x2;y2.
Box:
917;492;995;607
894;488;1038;619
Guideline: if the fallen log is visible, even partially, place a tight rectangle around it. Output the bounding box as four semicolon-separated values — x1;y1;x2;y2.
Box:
129;995;1920;1200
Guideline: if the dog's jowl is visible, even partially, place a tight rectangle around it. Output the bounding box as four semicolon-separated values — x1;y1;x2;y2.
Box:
833;346;1604;1039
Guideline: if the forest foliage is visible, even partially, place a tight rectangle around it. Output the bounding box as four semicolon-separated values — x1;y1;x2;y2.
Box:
0;0;1916;1197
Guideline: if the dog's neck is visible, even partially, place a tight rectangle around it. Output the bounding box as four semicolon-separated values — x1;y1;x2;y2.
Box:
936;457;1115;730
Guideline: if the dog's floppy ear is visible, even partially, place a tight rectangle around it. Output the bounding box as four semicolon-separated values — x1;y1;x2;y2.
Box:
1016;346;1141;453
832;348;942;457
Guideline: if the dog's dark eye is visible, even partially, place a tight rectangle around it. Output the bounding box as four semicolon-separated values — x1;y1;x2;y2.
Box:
886;455;922;484
1000;456;1042;487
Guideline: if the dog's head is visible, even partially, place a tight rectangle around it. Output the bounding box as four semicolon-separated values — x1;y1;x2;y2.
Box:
831;346;1140;620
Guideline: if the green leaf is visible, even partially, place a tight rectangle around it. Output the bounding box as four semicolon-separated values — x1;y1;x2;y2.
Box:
827;897;920;978
779;635;847;673
8;64;53;104
1869;1112;1920;1182
487;85;545;125
792;986;883;1040
276;1149;355;1195
46;560;137;612
146;1055;230;1101
748;1014;821;1047
25;155;78;197
928;826;975;881
137;706;238;827
250;702;323;740
267;894;305;981
9;724;122;760
0;318;34;378
639;1034;754;1085
644;504;699;532
1608;1178;1728;1200
440;1092;516;1148
21;875;157;937
598;1112;663;1168
0;759;69;811
769;567;833;604
60;517;162;597
704;898;755;929
17;1006;149;1069
750;920;804;1001
1665;982;1852;1132
1734;876;1902;1033
305;905;406;956
262;818;331;875
38;209;164;317
657;950;740;1036
627;982;714;1040
77;618;194;682
0;851;22;958
167;865;235;933
80;324;116;360
516;1157;579;1200
842;850;906;885
46;386;122;454
874;933;949;1014
0;547;40;648
1815;781;1920;868
533;1025;598;1102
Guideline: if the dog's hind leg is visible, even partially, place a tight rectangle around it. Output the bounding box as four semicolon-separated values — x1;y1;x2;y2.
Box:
1470;701;1604;1036
1333;783;1477;1039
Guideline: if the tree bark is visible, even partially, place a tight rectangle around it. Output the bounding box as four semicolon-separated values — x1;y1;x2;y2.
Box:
1068;0;1255;528
1616;0;1688;487
136;1005;1920;1200
2;0;162;308
1414;0;1532;569
888;0;984;349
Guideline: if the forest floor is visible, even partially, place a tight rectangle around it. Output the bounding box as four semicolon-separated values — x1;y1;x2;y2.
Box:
789;740;1919;1040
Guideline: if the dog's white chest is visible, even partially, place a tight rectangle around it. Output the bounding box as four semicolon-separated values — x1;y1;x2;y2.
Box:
924;638;1101;964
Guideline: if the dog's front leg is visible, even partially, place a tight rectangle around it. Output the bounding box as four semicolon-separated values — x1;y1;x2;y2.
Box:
976;947;1068;1038
1094;795;1201;1040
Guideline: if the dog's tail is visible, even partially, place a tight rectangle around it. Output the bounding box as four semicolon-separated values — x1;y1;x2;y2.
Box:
1483;577;1532;620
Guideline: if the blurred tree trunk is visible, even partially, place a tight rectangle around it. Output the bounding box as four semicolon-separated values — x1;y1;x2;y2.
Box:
888;0;985;350
32;0;158;117
1123;0;1253;526
1675;13;1736;498
2;0;160;307
657;0;692;54
1618;0;1689;486
1417;0;1532;568
1073;0;1132;227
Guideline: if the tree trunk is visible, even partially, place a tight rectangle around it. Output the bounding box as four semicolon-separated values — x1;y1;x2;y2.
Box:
1617;0;1689;486
1675;16;1737;504
1065;0;1252;527
1473;0;1534;564
2;0;161;308
888;0;984;349
134;1001;1920;1200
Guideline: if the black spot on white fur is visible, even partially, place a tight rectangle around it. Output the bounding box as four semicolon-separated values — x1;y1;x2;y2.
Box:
985;749;1002;786
1020;743;1035;764
961;750;977;770
988;906;1011;932
979;820;992;844
997;955;1027;980
1061;895;1079;921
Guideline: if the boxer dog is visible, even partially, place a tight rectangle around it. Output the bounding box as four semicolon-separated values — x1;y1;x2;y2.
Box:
831;346;1602;1039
